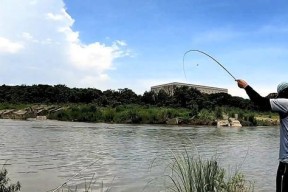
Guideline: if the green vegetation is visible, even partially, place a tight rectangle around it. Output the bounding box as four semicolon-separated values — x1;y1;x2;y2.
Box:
166;150;253;192
46;104;275;126
48;104;191;124
0;84;253;109
0;84;276;126
0;103;30;110
0;167;21;192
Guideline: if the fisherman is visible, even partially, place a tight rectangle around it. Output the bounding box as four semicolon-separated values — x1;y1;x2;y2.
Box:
237;79;288;192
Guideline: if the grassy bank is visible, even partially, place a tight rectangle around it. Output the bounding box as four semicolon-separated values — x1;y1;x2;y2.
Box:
0;103;278;126
47;104;277;126
48;104;191;124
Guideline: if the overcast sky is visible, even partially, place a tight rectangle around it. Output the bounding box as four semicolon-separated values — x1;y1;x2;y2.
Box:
1;0;288;98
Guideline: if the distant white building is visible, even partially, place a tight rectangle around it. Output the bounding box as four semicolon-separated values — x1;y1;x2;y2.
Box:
151;82;228;96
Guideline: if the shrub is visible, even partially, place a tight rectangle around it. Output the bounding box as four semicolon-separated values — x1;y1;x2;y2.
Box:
0;168;21;192
102;108;116;122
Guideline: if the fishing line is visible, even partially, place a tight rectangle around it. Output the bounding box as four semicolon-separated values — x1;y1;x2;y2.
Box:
47;159;100;192
182;49;237;81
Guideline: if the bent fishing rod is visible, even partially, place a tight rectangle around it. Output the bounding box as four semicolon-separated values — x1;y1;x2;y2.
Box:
182;49;237;81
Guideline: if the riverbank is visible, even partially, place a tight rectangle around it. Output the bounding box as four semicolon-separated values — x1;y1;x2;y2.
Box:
0;104;279;126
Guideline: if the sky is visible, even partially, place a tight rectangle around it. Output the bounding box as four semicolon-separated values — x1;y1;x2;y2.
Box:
0;0;288;98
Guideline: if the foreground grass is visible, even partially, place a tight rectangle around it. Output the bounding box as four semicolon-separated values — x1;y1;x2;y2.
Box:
166;150;254;192
0;167;21;192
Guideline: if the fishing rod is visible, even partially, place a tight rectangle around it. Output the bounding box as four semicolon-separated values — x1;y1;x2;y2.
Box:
182;49;237;81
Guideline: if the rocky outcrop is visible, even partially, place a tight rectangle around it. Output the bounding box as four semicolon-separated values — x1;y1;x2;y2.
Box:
36;116;47;120
0;105;63;120
166;117;179;125
229;118;242;128
217;115;242;128
217;120;230;127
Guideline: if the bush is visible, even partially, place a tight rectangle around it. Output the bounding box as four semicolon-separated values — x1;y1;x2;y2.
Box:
102;108;116;122
0;168;21;192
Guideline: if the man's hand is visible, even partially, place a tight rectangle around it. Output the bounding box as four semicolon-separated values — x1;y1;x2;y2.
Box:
236;79;248;89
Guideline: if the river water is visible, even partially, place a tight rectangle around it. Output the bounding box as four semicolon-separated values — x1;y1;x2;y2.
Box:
0;119;280;192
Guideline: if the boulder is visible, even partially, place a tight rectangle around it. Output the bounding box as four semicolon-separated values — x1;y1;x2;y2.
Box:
166;117;179;125
217;120;230;128
230;120;242;127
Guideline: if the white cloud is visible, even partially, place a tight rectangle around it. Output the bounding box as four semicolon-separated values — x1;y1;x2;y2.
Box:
29;0;37;5
0;37;23;53
47;9;68;21
68;41;124;72
0;0;130;89
22;32;33;40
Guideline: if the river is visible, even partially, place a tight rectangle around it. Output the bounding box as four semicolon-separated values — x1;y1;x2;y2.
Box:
0;119;279;192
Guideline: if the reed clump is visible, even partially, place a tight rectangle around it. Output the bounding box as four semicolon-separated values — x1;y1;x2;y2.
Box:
166;150;254;192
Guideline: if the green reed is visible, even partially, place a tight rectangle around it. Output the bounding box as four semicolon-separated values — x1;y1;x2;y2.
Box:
166;150;254;192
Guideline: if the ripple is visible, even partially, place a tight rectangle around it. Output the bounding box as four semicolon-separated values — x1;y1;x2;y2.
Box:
0;120;279;192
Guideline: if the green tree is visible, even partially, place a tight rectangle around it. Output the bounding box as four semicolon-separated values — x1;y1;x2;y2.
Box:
156;90;171;106
172;86;203;109
118;88;140;104
141;91;156;105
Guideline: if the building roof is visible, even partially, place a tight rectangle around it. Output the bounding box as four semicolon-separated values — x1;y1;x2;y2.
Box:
151;82;227;91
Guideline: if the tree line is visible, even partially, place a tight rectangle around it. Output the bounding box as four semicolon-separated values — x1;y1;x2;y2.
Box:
0;84;265;112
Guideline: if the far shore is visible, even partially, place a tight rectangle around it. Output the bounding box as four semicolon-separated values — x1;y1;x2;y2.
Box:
0;104;280;127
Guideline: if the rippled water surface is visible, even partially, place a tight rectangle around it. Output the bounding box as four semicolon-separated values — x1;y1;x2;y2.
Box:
0;119;280;192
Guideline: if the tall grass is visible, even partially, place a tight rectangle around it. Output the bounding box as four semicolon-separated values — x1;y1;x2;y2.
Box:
0;103;30;110
166;150;254;192
49;104;192;124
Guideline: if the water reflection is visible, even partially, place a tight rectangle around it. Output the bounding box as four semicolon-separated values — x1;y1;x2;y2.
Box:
0;119;279;191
